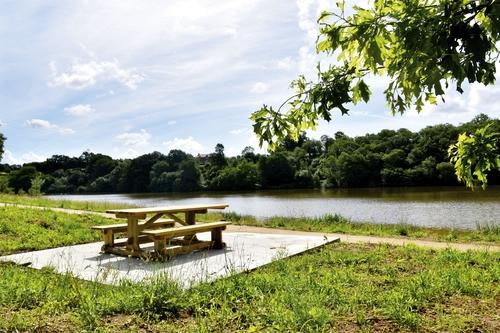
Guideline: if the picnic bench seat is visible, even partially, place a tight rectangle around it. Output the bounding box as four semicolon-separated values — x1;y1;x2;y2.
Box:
92;218;176;249
141;221;231;256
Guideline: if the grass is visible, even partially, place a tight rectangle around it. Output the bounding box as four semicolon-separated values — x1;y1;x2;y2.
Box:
0;243;498;332
0;206;117;255
0;205;499;331
216;212;500;244
0;193;137;212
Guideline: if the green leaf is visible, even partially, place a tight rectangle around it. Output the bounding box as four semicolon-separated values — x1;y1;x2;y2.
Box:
357;80;371;103
318;11;332;22
336;1;345;11
317;39;332;53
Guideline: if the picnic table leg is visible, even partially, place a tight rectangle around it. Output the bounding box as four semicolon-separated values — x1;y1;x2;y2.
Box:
211;227;225;249
184;211;198;241
102;230;114;250
185;211;196;225
126;216;141;254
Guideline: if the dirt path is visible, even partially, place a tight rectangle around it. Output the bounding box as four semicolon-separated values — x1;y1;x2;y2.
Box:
2;202;499;252
227;225;500;252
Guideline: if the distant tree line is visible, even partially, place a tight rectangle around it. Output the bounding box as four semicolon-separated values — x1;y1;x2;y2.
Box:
1;114;499;194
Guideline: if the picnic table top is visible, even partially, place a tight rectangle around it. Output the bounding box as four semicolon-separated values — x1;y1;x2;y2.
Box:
106;203;229;216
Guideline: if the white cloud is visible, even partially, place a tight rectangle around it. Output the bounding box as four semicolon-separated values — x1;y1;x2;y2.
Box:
405;77;500;120
1;150;46;164
26;118;51;129
167;120;177;125
297;0;317;41
1;150;20;164
49;59;144;90
115;129;151;147
230;128;250;135
224;146;240;157
64;104;95;116
468;81;500;112
26;118;75;135
111;147;140;159
276;56;294;70
163;136;204;155
250;82;268;94
0;120;4;127
294;1;338;76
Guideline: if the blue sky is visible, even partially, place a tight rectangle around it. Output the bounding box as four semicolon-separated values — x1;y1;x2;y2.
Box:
1;0;499;164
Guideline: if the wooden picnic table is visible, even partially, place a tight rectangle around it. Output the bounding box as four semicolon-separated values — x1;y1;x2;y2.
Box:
94;203;230;258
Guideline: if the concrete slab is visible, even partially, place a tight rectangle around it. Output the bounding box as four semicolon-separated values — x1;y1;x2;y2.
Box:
0;232;339;288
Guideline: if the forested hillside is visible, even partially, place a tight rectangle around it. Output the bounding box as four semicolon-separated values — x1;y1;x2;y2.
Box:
2;114;499;194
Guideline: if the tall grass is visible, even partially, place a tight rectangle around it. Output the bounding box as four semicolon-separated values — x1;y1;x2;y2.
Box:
476;222;500;237
0;193;137;212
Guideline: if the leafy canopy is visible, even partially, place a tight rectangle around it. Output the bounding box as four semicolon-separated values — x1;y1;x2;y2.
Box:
449;124;500;189
250;0;500;187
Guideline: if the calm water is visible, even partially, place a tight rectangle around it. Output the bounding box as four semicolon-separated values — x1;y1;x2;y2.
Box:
47;186;500;229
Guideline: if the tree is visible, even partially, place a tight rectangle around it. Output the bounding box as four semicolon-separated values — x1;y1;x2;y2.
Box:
149;160;171;192
258;153;294;187
85;153;116;181
166;150;189;171
209;160;259;190
28;173;45;196
126;152;166;193
8;166;38;193
174;160;201;191
241;146;257;162
251;0;500;188
209;144;227;168
0;133;5;161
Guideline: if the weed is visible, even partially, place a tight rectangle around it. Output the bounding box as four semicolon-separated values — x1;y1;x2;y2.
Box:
396;224;410;236
140;274;186;320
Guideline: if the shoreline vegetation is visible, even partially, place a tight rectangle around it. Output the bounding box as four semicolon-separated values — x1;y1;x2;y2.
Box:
0;199;498;331
218;213;500;244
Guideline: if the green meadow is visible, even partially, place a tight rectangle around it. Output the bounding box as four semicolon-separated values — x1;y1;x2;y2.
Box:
0;200;498;332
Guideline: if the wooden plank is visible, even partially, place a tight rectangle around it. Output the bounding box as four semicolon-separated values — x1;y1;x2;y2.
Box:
102;246;143;258
141;221;231;238
107;203;228;215
141;213;164;229
165;213;188;226
158;241;213;258
92;219;175;232
114;212;147;219
113;235;154;247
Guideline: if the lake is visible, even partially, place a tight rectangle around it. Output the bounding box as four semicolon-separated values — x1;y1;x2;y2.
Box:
47;186;500;230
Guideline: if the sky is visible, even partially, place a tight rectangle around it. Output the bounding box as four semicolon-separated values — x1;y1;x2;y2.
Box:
1;0;499;164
